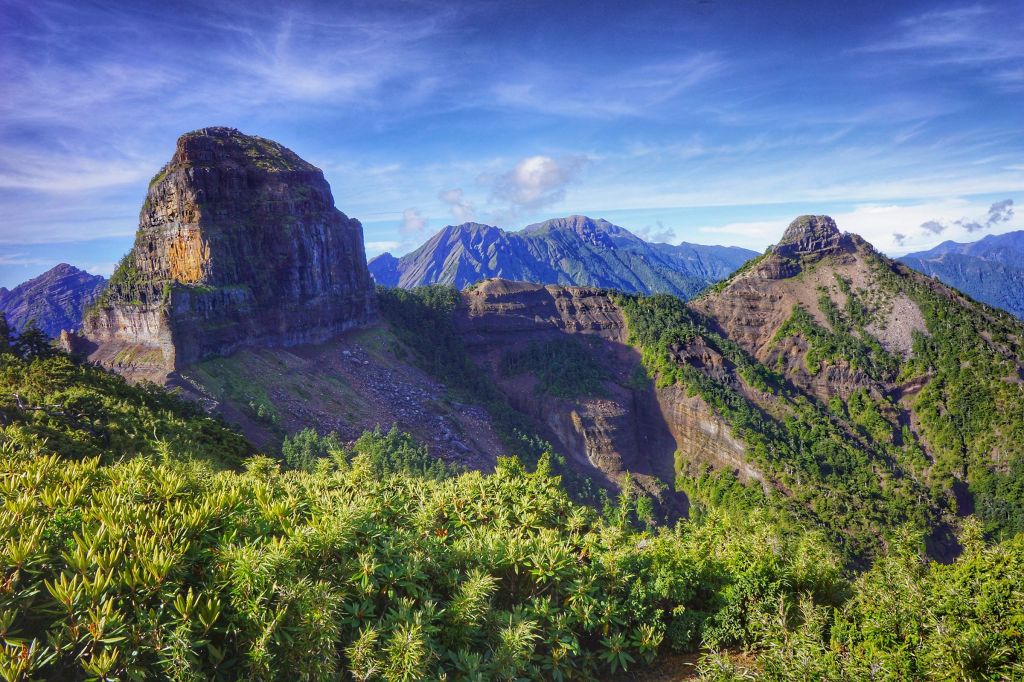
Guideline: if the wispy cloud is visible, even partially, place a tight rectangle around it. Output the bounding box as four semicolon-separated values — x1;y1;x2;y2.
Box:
0;146;155;192
857;5;1024;91
438;189;476;223
492;54;725;119
0;253;54;267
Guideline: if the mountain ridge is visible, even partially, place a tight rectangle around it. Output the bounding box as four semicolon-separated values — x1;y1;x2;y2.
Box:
0;263;106;337
899;229;1024;319
368;215;757;298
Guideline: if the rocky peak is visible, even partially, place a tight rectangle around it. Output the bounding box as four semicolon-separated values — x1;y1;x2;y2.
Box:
0;264;106;338
367;252;400;287
773;215;843;259
524;215;620;236
79;127;376;380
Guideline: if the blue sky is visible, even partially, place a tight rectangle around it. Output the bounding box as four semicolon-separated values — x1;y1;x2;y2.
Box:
1;0;1022;288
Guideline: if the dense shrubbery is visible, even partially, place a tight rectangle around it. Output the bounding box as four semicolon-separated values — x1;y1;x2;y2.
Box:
703;522;1024;681
0;315;248;468
283;425;460;480
867;257;1024;540
375;285;488;398
774;303;897;382
0;444;852;680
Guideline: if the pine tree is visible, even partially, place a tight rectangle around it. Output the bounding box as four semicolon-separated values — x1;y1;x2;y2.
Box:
0;312;11;354
14;319;53;359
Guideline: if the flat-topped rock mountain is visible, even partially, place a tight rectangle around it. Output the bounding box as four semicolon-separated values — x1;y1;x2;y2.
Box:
74;127;375;380
0;264;106;337
369;215;756;298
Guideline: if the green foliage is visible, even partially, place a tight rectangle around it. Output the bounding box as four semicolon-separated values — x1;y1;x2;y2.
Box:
774;303;897;381
11;320;54;360
846;388;895;445
0;336;247;467
0;445;848;680
92;253;152;309
502;337;608;398
283;426;462;479
615;292;930;561
868;256;1024;539
712;521;1024;681
376;285;491;399
1;326;1020;680
281;427;342;471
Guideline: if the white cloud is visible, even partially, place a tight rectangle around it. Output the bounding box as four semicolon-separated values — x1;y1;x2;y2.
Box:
364;240;403;256
400;208;426;235
635;220;677;243
438;188;476;223
491;155;587;216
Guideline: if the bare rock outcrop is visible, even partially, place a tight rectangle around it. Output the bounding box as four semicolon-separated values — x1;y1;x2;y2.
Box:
78;127;375;380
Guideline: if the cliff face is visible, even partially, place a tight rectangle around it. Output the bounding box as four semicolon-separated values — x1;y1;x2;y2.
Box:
455;280;744;512
81;127;375;379
0;264;106;337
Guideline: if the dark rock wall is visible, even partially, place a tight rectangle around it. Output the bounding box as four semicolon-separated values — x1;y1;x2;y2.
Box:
82;127;376;374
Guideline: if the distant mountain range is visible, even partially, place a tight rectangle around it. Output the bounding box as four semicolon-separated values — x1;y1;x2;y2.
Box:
899;230;1024;319
6;225;1022;346
0;263;106;337
369;215;758;298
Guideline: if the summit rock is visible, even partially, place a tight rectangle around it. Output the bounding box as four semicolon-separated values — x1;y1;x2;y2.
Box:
78;127;375;380
773;214;845;259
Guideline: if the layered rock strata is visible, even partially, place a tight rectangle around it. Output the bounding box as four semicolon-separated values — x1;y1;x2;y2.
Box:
79;127;375;379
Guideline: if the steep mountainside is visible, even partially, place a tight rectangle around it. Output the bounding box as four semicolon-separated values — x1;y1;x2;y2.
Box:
66;188;1024;560
72;127;376;381
0;264;106;337
686;216;1024;544
900;230;1024;318
369;215;755;298
450;216;1024;558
